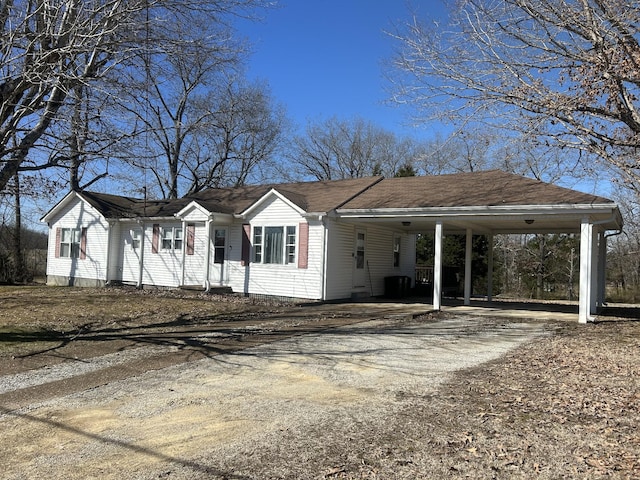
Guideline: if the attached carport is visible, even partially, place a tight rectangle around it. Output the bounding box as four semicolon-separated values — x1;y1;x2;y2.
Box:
335;171;624;324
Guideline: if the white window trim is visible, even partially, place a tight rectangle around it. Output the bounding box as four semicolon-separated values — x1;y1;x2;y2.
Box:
161;226;183;251
60;227;81;258
252;225;297;265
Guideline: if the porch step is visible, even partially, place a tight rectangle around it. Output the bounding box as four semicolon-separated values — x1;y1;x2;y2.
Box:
351;291;373;301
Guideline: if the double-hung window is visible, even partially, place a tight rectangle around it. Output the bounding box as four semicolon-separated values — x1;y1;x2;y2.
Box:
253;226;296;264
131;229;141;250
162;227;183;251
60;228;81;258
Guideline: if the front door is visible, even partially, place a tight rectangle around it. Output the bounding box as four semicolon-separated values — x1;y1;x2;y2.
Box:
353;229;366;288
209;227;227;284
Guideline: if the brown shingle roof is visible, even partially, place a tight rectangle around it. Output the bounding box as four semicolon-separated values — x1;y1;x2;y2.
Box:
82;176;383;218
80;191;190;218
187;176;383;213
78;171;615;220
339;170;614;210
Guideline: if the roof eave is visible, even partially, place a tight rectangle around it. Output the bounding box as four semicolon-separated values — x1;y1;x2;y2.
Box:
240;188;307;217
41;191;102;224
336;203;619;217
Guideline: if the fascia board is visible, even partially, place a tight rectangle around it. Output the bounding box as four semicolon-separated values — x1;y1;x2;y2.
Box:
240;188;306;217
175;200;211;219
115;216;176;222
41;191;98;224
336;203;618;218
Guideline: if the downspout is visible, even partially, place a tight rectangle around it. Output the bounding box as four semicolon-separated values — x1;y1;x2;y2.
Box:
203;216;213;292
180;219;187;287
321;215;328;301
104;220;114;286
137;219;145;289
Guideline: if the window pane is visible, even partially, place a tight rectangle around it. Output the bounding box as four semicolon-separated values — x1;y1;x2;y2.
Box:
131;229;141;249
286;226;296;264
356;232;365;269
174;228;182;250
60;244;70;258
162;228;172;249
253;227;262;262
264;227;283;264
214;229;225;264
61;228;72;243
214;229;226;247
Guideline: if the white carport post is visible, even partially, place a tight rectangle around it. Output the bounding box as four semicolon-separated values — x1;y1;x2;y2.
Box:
464;228;472;305
579;217;593;323
433;221;443;310
590;229;600;315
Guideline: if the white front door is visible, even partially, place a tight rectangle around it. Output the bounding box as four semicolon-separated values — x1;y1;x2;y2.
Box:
209;227;227;285
353;229;366;288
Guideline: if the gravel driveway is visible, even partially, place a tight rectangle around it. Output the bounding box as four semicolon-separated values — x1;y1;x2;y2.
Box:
1;313;548;479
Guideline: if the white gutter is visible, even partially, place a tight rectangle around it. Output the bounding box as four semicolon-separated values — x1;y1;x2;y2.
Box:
320;215;328;301
104;221;114;285
180;219;187;287
204;216;213;292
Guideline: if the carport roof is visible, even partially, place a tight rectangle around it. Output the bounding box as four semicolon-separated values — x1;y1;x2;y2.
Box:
340;170;613;209
336;170;622;234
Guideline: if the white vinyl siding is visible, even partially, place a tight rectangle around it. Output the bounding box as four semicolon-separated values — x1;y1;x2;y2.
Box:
46;196;109;284
183;223;207;285
118;222;142;284
324;220;356;300
324;221;416;300
228;195;322;299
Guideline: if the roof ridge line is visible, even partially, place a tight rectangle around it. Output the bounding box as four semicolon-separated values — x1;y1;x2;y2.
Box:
333;176;385;210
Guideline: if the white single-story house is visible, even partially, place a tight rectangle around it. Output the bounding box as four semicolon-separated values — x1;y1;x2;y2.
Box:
42;170;623;323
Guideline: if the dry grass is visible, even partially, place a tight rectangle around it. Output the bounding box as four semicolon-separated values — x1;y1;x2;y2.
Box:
0;285;278;359
1;286;638;478
324;319;640;479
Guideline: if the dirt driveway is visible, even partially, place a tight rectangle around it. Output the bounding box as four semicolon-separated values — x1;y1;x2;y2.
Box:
2;287;639;479
1;306;548;479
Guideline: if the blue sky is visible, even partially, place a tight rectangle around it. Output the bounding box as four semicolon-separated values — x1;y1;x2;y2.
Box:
236;1;448;139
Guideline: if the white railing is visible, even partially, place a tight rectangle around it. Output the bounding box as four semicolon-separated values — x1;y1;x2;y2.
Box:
415;265;434;284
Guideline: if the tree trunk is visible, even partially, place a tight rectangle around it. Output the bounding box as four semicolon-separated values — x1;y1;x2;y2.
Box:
536;235;545;300
12;172;26;283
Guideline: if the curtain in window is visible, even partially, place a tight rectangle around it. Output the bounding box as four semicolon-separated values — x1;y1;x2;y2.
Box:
264;227;283;264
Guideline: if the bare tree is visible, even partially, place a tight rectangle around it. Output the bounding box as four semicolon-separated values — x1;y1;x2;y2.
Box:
185;78;286;193
0;0;272;196
390;0;640;194
120;53;285;199
0;0;150;194
287;116;428;181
